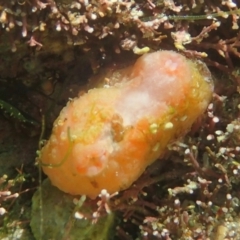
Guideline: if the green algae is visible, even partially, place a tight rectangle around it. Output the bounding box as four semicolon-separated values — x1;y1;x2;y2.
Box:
30;179;115;240
0;100;38;126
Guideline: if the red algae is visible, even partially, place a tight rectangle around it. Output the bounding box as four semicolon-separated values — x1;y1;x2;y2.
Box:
40;51;213;198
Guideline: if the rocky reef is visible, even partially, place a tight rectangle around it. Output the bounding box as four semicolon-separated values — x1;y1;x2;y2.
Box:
1;1;240;240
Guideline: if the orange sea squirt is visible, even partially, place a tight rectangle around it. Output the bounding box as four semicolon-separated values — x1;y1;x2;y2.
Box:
40;51;213;198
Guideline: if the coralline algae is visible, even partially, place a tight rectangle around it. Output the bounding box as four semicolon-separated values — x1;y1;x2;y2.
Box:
39;51;213;198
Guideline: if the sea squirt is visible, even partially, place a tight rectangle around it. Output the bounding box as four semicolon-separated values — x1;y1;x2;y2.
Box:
40;51;213;198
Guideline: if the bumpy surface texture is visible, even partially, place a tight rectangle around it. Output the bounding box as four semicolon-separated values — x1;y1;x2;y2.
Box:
40;51;213;198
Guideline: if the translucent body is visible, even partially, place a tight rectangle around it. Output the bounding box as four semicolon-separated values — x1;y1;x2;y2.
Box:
40;51;213;198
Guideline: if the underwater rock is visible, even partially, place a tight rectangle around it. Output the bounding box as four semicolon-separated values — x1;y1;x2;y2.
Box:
39;51;213;198
30;179;114;240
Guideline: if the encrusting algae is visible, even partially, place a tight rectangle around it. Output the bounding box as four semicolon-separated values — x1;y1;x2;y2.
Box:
39;51;213;198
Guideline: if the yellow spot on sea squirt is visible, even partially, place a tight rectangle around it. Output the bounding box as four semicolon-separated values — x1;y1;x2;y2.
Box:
40;51;213;198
